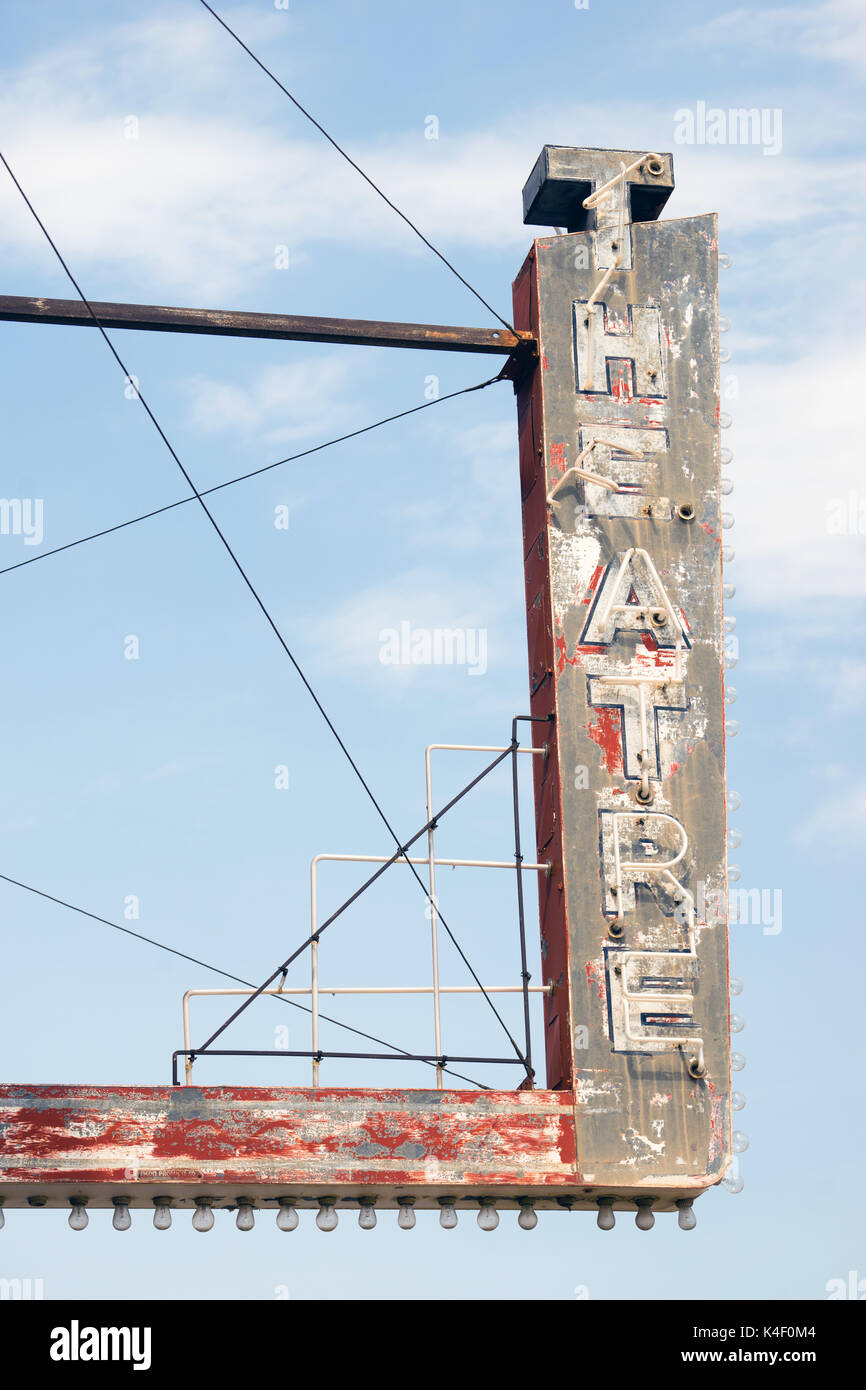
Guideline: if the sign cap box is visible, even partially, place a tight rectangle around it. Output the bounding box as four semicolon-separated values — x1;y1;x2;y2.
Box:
522;145;675;231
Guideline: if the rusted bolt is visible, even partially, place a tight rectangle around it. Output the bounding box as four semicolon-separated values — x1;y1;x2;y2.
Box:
676;502;696;522
635;783;654;805
687;1055;707;1079
613;964;622;976
608;920;624;938
645;156;665;176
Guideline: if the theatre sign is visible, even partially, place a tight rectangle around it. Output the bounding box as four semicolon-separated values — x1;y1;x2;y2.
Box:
514;147;731;1192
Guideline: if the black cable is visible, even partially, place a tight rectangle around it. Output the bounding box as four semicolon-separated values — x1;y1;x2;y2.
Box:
197;0;516;334
0;149;529;1075
0;374;502;578
0;871;486;1088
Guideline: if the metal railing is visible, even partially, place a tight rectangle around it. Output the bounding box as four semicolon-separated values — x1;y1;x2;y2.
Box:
173;718;553;1089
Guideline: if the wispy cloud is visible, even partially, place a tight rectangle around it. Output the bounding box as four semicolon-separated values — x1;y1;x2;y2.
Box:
0;7;862;303
687;0;866;78
297;567;516;689
725;343;866;606
182;353;367;445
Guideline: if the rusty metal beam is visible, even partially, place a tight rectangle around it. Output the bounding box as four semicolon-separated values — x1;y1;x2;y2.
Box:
0;294;533;358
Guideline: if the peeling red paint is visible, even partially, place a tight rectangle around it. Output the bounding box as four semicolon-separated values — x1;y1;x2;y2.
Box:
585;707;623;774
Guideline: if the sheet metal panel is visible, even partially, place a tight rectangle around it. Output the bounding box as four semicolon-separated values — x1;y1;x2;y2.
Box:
0;1085;715;1207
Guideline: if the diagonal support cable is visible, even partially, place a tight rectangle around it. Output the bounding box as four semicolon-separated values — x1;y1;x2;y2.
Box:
0;148;530;1076
197;0;516;333
0;871;488;1088
192;744;520;1058
0;374;502;578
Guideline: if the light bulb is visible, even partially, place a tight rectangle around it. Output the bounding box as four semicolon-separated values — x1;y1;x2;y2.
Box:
676;1198;697;1231
721;478;734;495
357;1200;377;1230
727;790;742;813
720;347;731;363
397;1199;416;1230
730;978;743;996
112;1199;131;1232
727;866;741;883
719;413;732;430
726;827;742;848
0;1203;6;1229
277;1198;298;1232
722;546;735;562
635;1199;655;1231
721;512;735;529
517;1199;537;1231
723;1158;744;1194
477;1199;499;1232
235;1200;255;1232
723;583;736;599
596;1197;615;1231
153;1198;172;1230
192;1199;214;1233
719;252;733;268
68;1200;88;1232
732;1052;746;1072
438;1198;458;1230
733;1131;750;1154
731;1013;745;1033
719;316;731;332
725;689;738;708
725;720;739;737
316;1199;338;1232
724;615;737;632
732;1091;746;1111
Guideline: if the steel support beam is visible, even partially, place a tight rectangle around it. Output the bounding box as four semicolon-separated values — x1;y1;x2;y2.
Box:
0;294;534;360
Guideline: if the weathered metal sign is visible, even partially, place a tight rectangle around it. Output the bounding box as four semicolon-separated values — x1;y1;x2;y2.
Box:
0;146;730;1225
514;146;730;1190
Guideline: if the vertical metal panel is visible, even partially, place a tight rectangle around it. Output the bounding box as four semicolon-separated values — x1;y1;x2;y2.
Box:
514;148;730;1189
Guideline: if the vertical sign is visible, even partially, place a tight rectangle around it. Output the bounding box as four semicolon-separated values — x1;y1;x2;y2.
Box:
514;147;730;1196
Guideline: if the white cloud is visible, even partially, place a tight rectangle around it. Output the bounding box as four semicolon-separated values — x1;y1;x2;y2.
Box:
689;1;866;78
297;568;516;689
0;8;862;303
182;353;367;445
725;343;866;606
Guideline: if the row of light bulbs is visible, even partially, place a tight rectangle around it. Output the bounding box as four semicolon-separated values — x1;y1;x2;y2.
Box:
0;1195;700;1232
720;279;748;1199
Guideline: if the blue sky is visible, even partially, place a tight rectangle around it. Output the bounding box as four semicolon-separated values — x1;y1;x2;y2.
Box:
0;0;864;1300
